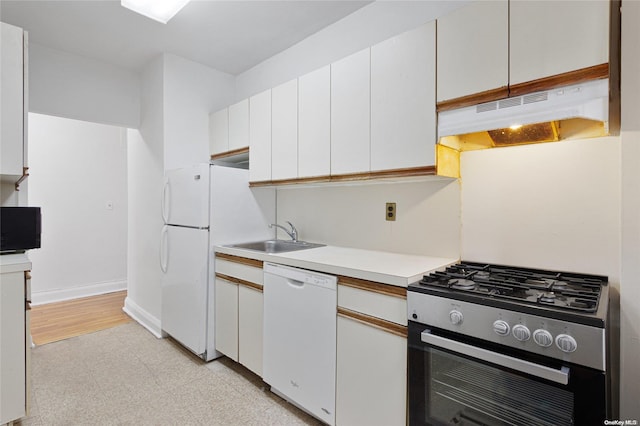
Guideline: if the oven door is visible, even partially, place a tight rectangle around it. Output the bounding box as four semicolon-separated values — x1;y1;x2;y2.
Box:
408;321;606;426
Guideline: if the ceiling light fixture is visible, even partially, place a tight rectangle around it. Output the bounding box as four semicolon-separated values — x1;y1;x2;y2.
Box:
121;0;190;24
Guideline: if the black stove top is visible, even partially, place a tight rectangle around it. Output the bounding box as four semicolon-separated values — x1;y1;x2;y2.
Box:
409;261;609;326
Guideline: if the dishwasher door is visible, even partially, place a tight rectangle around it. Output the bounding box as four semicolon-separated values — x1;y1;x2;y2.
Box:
263;262;337;426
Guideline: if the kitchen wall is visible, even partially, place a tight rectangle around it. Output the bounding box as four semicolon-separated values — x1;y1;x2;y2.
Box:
163;54;235;171
126;54;236;336
460;137;621;280
0;182;26;206
29;43;140;129
620;0;640;418
27;113;127;304
276;179;460;258
125;55;165;337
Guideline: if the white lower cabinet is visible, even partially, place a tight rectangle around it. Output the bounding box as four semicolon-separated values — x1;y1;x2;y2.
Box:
336;315;407;426
214;255;264;376
0;268;29;425
214;277;239;361
238;285;263;377
214;254;409;424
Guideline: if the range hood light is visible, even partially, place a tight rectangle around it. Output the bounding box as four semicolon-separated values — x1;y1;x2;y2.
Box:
121;0;190;24
509;124;523;130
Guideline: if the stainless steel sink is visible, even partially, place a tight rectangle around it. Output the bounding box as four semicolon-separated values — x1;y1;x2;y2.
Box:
227;239;325;253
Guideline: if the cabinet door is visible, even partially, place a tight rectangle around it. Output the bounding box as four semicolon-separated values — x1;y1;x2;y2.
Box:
298;66;330;178
228;99;249;151
336;316;406;426
371;22;436;171
510;0;610;85
331;48;370;175
238;285;263;377
0;272;26;424
214;277;238;361
271;79;298;180
1;22;24;177
249;89;272;182
437;1;508;102
209;108;229;155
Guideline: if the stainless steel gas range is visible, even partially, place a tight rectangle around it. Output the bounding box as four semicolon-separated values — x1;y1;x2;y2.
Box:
407;262;611;426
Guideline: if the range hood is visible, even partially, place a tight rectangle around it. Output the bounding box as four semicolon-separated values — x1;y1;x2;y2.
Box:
437;78;609;152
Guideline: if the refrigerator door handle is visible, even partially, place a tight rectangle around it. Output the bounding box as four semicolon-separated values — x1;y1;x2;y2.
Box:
160;225;169;273
161;178;170;224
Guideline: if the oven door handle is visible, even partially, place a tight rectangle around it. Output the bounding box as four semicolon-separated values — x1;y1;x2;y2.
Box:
421;330;570;385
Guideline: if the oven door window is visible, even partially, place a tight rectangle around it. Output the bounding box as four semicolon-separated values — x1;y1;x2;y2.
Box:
426;347;574;426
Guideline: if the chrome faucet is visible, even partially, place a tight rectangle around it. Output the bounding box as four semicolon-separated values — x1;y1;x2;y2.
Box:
269;221;298;242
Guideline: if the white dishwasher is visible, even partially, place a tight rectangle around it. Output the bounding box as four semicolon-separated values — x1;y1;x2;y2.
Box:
263;262;337;426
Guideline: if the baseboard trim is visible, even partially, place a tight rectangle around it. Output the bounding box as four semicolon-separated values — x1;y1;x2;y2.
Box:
123;296;166;338
31;280;127;306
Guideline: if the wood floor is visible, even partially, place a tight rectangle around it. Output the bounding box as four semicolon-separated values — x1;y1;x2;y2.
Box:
30;291;131;345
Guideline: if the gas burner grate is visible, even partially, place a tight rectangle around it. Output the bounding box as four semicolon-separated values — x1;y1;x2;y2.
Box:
418;262;605;313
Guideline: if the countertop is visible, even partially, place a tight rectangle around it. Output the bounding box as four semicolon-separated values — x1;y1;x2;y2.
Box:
215;244;458;287
0;253;32;274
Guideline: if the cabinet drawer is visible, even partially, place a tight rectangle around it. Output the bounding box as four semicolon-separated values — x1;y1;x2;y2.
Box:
337;279;407;326
215;257;263;286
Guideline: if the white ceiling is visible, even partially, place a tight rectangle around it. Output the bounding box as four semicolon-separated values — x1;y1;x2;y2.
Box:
0;0;371;75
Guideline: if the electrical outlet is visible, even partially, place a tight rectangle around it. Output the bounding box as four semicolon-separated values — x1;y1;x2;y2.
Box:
386;202;396;221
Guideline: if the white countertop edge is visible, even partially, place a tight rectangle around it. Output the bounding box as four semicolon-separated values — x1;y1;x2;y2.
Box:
0;252;32;273
214;245;458;288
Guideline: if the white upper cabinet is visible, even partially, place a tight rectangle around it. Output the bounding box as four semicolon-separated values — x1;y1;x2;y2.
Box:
209;108;228;156
249;89;272;182
298;66;331;178
436;1;508;102
228;99;249;151
1;22;26;179
271;79;298;180
331;48;371;175
371;21;436;171
510;0;610;85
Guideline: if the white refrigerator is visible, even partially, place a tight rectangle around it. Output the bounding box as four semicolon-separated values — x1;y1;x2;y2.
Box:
160;163;275;361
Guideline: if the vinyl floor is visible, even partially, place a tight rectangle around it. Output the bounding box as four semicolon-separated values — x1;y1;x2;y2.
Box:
16;321;321;425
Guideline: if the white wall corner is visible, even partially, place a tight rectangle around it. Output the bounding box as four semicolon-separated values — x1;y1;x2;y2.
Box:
123;296;166;339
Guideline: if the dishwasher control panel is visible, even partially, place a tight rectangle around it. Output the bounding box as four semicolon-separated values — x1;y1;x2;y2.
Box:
264;262;337;290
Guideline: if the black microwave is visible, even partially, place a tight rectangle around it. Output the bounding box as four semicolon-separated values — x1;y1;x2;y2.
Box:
0;207;41;253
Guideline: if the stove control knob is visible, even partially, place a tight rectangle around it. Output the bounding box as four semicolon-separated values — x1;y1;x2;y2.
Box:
493;320;510;336
449;310;463;325
533;329;553;347
512;324;531;342
556;334;578;353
